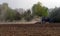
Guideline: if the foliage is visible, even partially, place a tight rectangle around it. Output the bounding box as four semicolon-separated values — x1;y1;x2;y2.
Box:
24;9;33;21
15;11;22;20
6;8;21;21
49;7;60;22
32;2;48;17
5;8;15;21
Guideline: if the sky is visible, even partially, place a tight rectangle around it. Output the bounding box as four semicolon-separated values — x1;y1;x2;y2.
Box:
0;0;60;9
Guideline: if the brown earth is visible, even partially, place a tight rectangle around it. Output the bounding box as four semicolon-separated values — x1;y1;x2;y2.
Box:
0;23;60;36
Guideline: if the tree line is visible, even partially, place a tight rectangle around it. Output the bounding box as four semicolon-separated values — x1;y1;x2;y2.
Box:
0;2;60;22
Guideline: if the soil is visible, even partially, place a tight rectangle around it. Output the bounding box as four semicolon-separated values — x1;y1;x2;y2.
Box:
0;23;60;36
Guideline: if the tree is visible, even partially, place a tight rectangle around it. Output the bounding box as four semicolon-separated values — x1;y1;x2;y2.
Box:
6;8;22;22
0;3;22;22
5;8;16;21
49;7;60;22
24;9;33;21
0;3;8;21
15;11;22;20
32;2;48;17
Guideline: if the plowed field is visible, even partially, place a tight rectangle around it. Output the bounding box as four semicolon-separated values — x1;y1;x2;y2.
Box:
0;23;60;36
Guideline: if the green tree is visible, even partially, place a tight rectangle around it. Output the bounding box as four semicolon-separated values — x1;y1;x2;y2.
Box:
32;2;48;17
6;8;16;21
6;8;22;21
0;3;22;22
